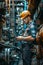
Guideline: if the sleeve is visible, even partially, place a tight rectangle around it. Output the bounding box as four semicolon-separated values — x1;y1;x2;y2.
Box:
30;22;37;38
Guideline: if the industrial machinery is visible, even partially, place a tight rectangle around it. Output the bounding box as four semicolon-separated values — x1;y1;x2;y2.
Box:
0;0;20;65
0;41;22;65
0;0;43;65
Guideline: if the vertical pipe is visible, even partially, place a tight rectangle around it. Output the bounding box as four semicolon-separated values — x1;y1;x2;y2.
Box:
12;0;16;35
24;0;27;10
24;0;27;30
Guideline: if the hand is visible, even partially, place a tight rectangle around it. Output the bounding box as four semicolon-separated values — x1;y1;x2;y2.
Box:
16;36;24;41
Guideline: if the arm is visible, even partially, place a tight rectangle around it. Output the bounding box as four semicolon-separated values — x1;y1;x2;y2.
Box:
16;35;34;41
23;36;34;41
